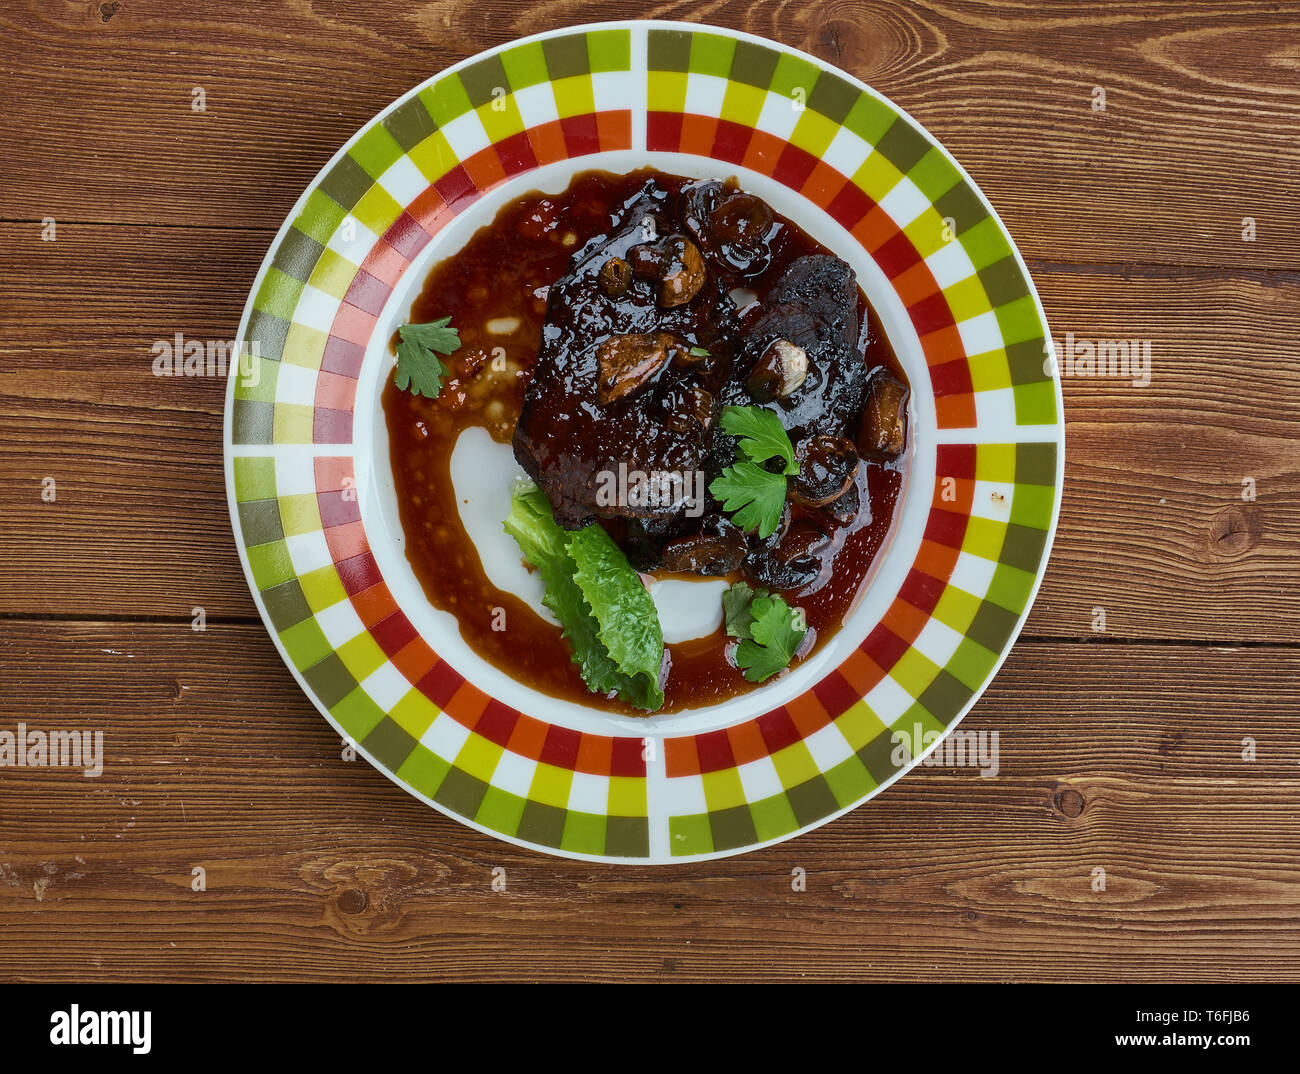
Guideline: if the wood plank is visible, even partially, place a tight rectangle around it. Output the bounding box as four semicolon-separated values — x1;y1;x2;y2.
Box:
1029;260;1300;642
3;222;1297;639
0;1;1296;269
0;624;1296;982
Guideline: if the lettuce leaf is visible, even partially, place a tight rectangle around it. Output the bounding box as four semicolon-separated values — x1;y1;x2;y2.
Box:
567;525;664;711
503;485;625;698
504;483;664;711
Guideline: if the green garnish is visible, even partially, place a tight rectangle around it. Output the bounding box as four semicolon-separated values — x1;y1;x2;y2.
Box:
722;580;764;638
722;581;808;683
739;595;807;682
708;405;799;538
394;317;460;398
710;463;789;539
504;483;665;711
568;526;666;708
688;345;712;357
718;405;798;474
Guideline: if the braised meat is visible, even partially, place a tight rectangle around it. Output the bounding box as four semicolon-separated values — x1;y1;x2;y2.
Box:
721;255;870;443
511;173;908;592
512;181;739;529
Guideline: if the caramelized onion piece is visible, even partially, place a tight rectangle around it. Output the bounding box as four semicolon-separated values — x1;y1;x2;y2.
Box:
857;371;910;459
598;256;632;297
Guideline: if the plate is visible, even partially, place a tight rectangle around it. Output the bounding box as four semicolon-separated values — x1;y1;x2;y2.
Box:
224;21;1064;862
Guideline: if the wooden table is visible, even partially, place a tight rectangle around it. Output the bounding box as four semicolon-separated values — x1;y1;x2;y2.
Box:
1;1;1297;983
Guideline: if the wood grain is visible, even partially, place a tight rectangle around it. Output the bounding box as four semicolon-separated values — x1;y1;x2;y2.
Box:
1;1;1296;268
2;0;1297;984
0;623;1296;982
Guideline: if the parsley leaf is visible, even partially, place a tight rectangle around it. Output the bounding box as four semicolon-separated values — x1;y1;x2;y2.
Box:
719;405;798;475
709;406;800;538
722;580;768;640
733;591;808;683
393;317;460;398
688;345;712;357
723;582;807;681
709;461;788;539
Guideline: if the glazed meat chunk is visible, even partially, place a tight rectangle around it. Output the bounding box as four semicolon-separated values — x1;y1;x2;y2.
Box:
720;254;870;443
512;181;740;530
513;181;889;596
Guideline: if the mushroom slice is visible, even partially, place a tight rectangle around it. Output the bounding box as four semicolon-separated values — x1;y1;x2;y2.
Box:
660;516;747;575
627;234;707;308
857;370;909;459
595;332;682;405
820;481;862;527
790;436;860;507
744;520;830;590
682;181;778;277
664;386;717;433
707;191;776;276
659;237;706;307
746;338;808;401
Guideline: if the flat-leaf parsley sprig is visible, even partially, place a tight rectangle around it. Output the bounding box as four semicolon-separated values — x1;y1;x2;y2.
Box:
721;580;808;682
394;317;461;398
708;405;799;539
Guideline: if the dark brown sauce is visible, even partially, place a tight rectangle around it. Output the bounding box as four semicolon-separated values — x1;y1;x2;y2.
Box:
384;169;907;715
